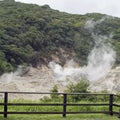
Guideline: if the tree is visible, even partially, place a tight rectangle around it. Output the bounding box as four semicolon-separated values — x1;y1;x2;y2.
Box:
50;85;59;99
65;80;89;101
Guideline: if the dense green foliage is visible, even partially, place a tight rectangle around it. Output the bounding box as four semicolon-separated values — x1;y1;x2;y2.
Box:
64;80;89;101
65;80;89;93
0;0;120;74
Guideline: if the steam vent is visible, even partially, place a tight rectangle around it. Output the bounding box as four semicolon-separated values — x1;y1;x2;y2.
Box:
0;0;120;99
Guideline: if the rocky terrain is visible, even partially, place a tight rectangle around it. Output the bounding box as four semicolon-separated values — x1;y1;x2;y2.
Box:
0;60;120;100
89;66;120;93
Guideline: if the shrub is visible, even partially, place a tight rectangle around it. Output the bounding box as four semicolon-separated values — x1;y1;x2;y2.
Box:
50;85;59;99
65;80;89;101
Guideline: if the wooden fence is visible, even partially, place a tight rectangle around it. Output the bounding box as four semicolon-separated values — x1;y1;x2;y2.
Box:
0;92;120;118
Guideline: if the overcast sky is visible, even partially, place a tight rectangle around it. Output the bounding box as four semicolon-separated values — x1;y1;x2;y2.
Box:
15;0;120;18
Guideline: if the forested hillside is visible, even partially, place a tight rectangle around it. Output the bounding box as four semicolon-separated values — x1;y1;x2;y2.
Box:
0;0;120;75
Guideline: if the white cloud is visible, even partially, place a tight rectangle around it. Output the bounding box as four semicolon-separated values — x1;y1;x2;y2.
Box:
15;0;120;17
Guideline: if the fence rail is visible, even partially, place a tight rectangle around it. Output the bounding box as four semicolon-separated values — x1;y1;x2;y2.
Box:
0;92;119;118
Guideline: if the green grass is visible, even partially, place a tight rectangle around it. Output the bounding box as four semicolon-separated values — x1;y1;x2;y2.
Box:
0;94;120;120
0;114;119;120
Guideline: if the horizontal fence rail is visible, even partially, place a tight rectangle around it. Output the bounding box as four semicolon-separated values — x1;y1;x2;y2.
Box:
0;92;119;118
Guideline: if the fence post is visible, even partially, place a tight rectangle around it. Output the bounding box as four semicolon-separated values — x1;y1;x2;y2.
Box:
109;94;113;115
118;109;120;118
63;93;67;117
4;92;8;118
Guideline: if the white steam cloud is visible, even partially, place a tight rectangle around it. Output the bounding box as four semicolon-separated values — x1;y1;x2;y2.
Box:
49;60;84;81
86;34;116;81
49;16;116;82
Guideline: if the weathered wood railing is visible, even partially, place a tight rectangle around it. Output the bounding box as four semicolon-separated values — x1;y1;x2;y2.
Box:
0;92;119;118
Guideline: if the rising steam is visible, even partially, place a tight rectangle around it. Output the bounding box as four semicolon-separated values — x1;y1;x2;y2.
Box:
49;16;116;82
86;34;116;81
